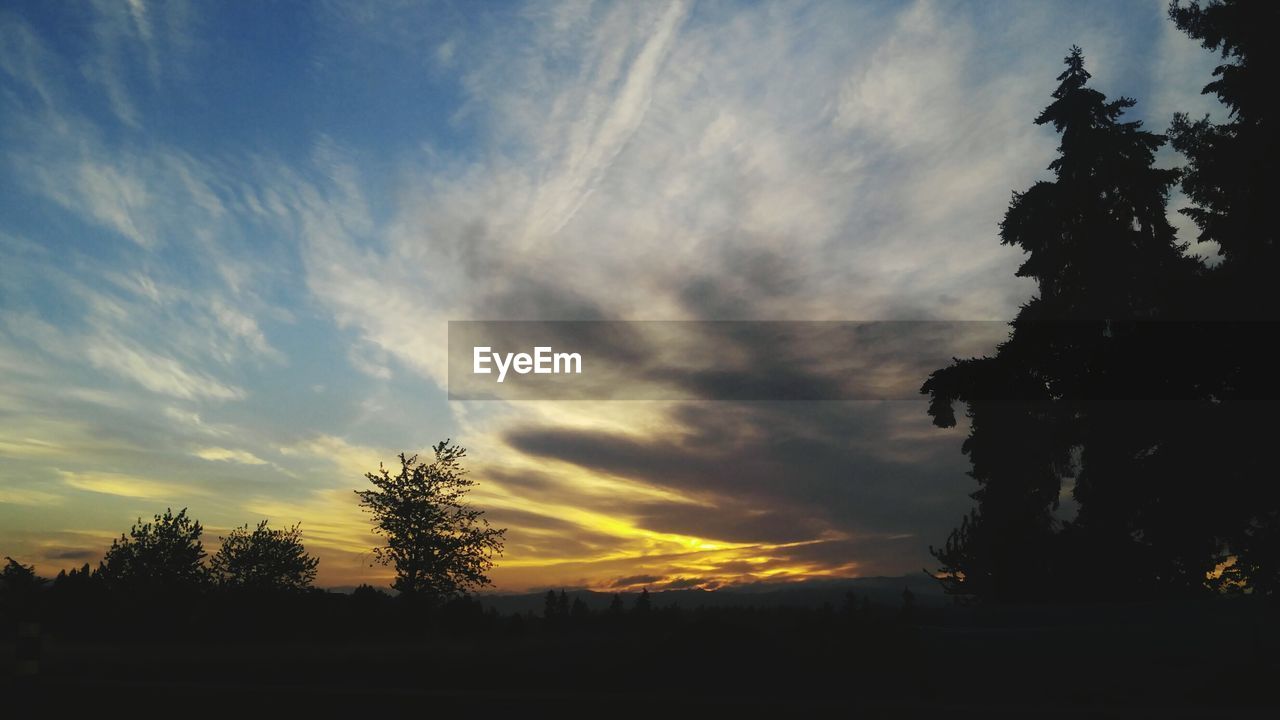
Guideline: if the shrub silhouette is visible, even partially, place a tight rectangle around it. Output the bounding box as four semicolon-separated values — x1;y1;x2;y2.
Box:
98;508;208;596
209;520;319;593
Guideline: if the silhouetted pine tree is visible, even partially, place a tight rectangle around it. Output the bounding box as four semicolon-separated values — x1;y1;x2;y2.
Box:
1169;0;1279;317
1166;0;1280;598
571;596;590;622
897;586;916;624
49;563;102;598
924;47;1199;601
842;591;859;621
633;588;651;614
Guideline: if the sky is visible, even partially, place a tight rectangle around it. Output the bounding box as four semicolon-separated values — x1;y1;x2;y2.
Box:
0;0;1223;592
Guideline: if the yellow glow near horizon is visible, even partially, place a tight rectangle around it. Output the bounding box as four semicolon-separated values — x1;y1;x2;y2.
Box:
9;405;868;592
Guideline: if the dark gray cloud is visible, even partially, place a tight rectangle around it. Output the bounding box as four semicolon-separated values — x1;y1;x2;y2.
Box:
505;397;977;570
658;576;705;590
679;243;805;319
45;548;99;561
611;574;663;588
624;500;825;545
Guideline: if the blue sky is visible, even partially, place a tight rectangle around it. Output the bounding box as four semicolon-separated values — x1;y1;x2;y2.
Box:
0;0;1222;590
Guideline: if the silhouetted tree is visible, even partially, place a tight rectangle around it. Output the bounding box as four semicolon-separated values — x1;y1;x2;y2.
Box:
898;586;916;624
209;520;319;593
51;563;95;592
356;441;506;601
0;557;44;617
543;589;577;627
842;591;858;618
351;583;391;607
608;593;625;616
633;588;651;614
47;563;104;612
0;557;42;592
924;47;1199;601
571;596;590;622
98;508;208;595
1168;0;1280;597
44;562;105;627
1169;0;1279;316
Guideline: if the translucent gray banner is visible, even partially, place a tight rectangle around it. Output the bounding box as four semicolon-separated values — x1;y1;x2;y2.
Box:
447;321;1011;401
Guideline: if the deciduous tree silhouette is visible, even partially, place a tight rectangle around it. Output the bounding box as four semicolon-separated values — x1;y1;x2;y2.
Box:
98;508;208;595
209;520;319;593
356;440;506;601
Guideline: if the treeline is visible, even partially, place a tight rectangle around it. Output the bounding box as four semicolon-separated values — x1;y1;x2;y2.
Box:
0;441;511;634
0;504;921;642
0;507;328;638
7;552;1273;708
923;1;1280;602
2;559;942;703
4;508;318;598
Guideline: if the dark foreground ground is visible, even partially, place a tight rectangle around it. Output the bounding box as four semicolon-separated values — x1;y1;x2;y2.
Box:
3;593;1277;715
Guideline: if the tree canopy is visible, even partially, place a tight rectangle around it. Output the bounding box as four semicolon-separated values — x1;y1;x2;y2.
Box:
925;1;1280;602
209;520;319;593
1165;0;1280;596
356;441;506;601
98;508;208;595
923;44;1220;601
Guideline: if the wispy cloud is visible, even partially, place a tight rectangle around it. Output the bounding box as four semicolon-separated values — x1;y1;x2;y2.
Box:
86;336;245;401
0;485;65;506
60;470;202;500
193;447;268;465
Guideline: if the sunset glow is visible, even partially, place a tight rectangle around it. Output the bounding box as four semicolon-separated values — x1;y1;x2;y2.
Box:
0;0;1221;593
